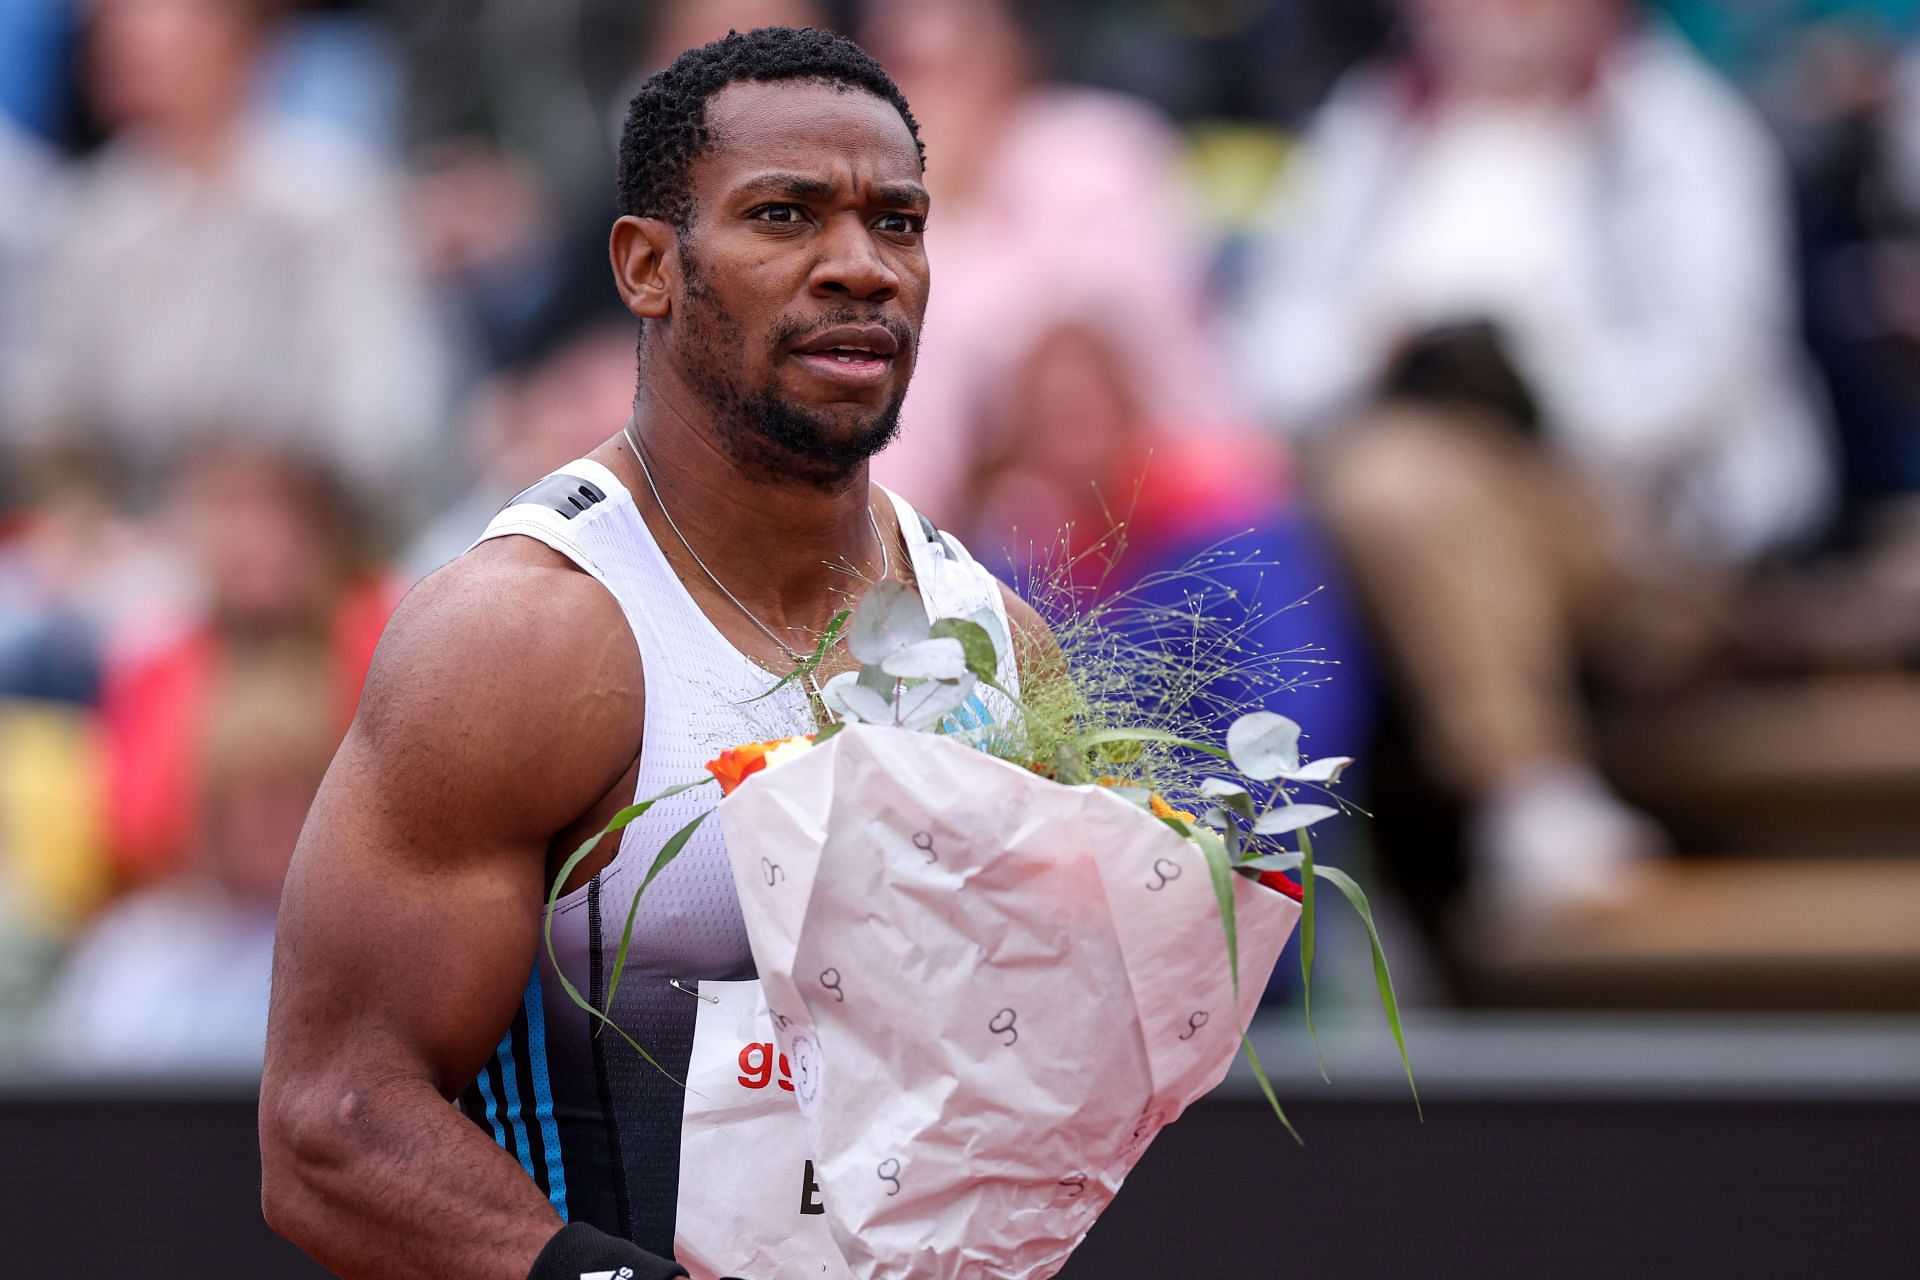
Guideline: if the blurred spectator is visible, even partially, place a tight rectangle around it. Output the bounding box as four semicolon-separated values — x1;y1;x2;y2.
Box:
0;0;75;140
1;0;450;500
39;654;335;1069
403;313;637;577
100;445;394;886
1235;0;1833;915
971;322;1373;759
860;0;1236;528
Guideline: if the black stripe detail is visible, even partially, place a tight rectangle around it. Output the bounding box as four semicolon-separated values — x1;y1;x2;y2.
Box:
503;473;607;520
484;1051;520;1166
587;875;635;1242
508;1000;552;1199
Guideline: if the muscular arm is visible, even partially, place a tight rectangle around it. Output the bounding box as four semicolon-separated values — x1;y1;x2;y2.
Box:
260;541;643;1280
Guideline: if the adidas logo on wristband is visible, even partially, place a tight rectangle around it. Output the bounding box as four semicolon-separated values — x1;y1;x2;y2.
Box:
578;1270;634;1280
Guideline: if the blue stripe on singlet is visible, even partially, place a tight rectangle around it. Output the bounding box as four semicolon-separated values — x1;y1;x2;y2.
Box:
473;1058;510;1151
491;1028;537;1187
522;966;570;1219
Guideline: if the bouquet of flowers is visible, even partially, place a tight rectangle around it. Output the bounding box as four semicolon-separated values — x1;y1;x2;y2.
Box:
546;579;1413;1280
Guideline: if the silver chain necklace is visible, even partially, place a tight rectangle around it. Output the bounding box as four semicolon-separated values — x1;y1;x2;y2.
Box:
623;421;889;675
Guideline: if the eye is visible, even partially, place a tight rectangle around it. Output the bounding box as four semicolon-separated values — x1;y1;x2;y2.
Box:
875;212;925;236
751;203;807;225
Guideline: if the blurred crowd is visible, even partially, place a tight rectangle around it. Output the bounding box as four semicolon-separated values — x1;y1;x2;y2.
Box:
3;0;1920;1066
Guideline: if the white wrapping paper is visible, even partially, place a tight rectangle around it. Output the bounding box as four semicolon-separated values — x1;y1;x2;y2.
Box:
674;979;852;1279
715;725;1301;1280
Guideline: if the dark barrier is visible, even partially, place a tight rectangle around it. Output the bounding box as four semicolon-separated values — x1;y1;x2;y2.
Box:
4;1016;1917;1279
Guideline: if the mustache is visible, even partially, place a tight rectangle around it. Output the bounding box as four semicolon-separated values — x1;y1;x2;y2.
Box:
772;309;914;352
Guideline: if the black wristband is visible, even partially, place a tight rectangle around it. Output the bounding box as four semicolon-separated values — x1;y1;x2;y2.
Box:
527;1222;688;1280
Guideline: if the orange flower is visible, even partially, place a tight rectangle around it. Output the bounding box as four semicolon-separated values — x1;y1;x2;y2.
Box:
1149;794;1197;824
706;741;772;796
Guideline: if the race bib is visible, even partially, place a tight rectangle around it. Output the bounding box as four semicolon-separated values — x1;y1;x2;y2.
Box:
673;979;853;1280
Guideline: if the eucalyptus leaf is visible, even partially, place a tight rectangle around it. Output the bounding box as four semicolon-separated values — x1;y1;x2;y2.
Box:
846;580;930;663
821;673;895;725
881;636;969;681
1251;804;1339;835
1200;777;1257;821
1227;711;1303;781
855;661;896;698
1278;755;1354;786
965;605;1011;667
897;672;977;730
929;617;1000;683
1234;852;1305;872
1107;786;1151;809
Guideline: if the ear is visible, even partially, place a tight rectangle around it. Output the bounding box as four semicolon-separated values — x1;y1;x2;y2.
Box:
610;215;677;320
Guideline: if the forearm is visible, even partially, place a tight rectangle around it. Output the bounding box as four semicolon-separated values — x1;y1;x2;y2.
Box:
261;1071;561;1280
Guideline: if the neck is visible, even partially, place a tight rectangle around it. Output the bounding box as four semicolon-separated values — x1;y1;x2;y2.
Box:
607;384;888;644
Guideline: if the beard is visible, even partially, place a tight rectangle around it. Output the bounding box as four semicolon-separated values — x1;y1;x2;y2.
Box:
671;248;910;492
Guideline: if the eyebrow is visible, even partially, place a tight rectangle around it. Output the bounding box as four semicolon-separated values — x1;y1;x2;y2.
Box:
732;172;929;207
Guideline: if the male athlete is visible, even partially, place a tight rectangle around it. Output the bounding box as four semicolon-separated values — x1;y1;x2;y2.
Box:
260;28;1046;1280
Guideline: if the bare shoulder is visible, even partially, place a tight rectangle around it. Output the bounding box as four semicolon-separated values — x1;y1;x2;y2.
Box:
345;536;644;846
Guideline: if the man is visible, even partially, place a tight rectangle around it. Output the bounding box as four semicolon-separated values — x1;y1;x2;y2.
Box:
260;28;1045;1280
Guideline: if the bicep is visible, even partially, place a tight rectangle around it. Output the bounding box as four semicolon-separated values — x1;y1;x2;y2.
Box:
266;551;642;1098
270;735;547;1098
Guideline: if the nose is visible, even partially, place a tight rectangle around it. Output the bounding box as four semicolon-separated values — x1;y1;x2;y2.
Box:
809;216;899;304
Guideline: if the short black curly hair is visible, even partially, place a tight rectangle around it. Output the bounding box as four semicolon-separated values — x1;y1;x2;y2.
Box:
617;26;924;228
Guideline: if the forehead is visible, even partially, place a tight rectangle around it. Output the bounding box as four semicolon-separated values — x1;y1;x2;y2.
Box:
693;78;922;197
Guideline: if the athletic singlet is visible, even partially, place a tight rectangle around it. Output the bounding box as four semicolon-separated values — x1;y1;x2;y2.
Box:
452;456;1019;1257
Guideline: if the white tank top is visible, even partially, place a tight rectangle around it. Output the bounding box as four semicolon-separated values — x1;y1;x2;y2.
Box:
454;455;1019;1252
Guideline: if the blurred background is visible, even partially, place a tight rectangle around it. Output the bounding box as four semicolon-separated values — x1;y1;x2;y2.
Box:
1;0;1917;1276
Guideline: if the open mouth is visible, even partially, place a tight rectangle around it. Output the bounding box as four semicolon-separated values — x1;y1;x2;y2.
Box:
790;325;902;388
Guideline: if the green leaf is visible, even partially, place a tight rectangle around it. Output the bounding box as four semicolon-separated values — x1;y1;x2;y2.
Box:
1240;1030;1303;1144
1190;826;1240;1000
542;777;714;1084
1310;862;1421;1119
1298;825;1323;1080
743;609;850;703
603;810;713;1014
1227;712;1303;781
929;617;1000;684
813;720;847;745
1192;825;1299;1141
1093;736;1145;764
1073;727;1229;760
